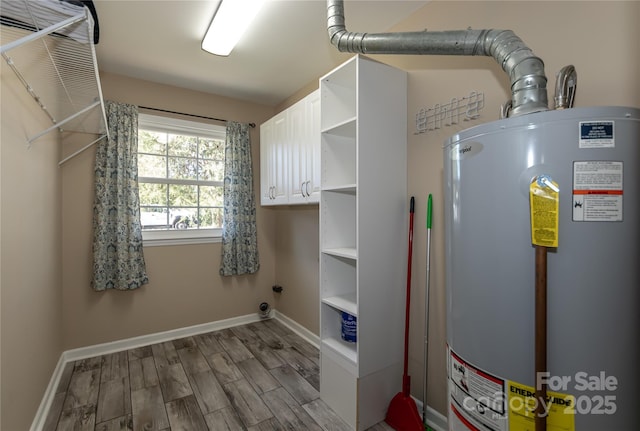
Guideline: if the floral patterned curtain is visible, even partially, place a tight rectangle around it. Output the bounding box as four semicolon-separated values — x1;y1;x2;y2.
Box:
220;122;260;276
92;101;149;291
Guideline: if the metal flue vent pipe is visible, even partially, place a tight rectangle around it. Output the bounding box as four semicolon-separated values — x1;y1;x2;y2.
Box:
327;0;549;117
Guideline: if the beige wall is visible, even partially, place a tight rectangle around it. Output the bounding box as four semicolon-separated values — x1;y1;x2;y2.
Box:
1;62;64;430
271;206;320;334
60;73;278;349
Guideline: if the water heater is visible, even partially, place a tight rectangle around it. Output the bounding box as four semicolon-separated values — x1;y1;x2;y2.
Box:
444;106;639;430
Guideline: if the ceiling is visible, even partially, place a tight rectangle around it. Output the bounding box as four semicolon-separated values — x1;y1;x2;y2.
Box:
93;0;428;107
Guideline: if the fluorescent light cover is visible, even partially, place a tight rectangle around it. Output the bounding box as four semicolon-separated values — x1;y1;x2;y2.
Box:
202;0;266;56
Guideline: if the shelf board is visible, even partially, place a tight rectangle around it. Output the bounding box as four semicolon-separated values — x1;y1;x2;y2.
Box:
322;294;357;316
322;337;357;369
321;117;357;136
322;184;356;193
322;247;357;260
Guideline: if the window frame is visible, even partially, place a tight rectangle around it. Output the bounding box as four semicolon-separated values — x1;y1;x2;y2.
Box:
137;113;226;246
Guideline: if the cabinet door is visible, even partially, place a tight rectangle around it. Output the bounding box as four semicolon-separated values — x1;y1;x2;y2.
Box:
271;111;288;204
260;118;274;206
260;112;288;206
289;90;320;204
305;90;321;203
287;98;308;204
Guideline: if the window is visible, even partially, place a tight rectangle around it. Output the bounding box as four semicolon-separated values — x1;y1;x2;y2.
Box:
137;113;225;245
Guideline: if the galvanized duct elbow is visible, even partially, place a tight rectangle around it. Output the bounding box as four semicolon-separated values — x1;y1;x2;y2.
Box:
327;0;548;116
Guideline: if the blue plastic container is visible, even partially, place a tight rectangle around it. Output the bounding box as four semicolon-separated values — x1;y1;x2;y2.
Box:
341;312;357;343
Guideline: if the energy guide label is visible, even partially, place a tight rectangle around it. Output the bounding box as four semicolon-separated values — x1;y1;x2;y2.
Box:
572;161;623;222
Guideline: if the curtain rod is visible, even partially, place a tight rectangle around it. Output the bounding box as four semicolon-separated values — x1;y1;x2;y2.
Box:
138;106;256;128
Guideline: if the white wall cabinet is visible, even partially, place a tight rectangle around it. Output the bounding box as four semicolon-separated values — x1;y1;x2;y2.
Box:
260;90;320;206
319;55;407;430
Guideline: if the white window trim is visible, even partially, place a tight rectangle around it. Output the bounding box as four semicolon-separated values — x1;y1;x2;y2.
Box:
138;113;226;246
142;228;223;247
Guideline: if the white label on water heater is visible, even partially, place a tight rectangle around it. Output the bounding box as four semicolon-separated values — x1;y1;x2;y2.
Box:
572;161;623;222
579;121;614;148
449;349;508;431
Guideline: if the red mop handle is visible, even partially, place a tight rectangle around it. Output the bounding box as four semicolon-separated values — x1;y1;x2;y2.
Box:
403;196;415;397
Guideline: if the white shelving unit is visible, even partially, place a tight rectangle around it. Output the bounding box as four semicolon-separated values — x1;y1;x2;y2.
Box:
319;55;407;430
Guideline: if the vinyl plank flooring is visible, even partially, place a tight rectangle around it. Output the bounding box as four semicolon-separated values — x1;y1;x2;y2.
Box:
176;346;210;375
203;406;245;431
44;318;392;431
101;352;128;382
207;351;245;385
245;340;286;370
152;341;180;369
276;345;319;379
303;372;321;392
218;335;255;363
302;398;353;431
74;356;103;373
172;336;197;350
248;322;289;350
270;364;319;405
262;318;295;338
127;345;153;361
95;414;133;431
165;395;208;431
247;417;285;431
156;363;193;402
231;324;262;344
96;377;131;423
63;369;101;410
187;369;230;414
367;422;396;431
261;387;323;431
236;357;280;395
131;385;169;431
223;378;274;427
56;405;96;431
129;356;159;391
283;334;320;366
194;332;224;356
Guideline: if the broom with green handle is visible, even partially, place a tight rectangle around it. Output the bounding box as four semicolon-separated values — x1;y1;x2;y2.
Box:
423;194;433;430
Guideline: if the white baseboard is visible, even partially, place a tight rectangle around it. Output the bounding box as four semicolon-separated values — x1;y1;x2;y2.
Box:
272;310;320;348
29;354;67;431
63;312;264;362
413;397;448;431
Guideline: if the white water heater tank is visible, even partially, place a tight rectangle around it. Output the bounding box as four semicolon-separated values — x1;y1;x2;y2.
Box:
444;106;639;430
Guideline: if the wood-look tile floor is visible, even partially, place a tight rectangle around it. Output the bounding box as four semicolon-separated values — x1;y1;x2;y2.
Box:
43;318;395;431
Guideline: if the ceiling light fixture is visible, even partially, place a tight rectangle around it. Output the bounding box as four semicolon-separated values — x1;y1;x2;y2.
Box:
202;0;266;56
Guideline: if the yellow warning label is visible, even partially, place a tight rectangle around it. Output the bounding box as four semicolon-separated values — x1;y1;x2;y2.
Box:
530;176;559;247
508;380;575;431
